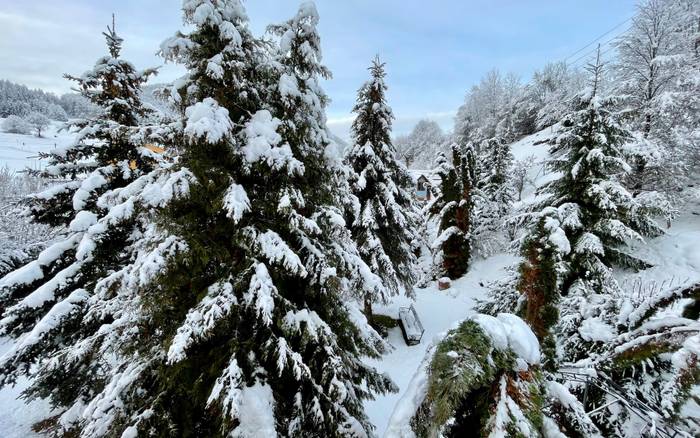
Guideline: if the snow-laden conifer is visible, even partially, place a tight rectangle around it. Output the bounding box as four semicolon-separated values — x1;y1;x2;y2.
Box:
1;2;396;436
473;134;515;253
428;143;476;279
344;57;421;317
0;20;162;398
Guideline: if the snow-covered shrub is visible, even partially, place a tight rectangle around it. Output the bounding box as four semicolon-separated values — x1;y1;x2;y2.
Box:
390;314;546;437
1;115;31;134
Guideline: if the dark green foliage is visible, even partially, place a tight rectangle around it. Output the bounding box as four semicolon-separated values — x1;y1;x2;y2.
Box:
429;144;477;280
411;319;544;438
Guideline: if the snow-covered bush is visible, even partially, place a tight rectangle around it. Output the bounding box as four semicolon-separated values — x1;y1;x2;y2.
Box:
1;115;31;134
387;313;574;437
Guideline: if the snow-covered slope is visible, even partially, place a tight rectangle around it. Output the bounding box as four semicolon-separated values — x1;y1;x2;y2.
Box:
0;120;75;172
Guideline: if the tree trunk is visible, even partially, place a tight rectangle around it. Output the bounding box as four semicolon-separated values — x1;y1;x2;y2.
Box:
364;293;373;320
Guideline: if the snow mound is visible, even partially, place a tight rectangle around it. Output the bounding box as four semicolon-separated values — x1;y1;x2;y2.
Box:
472;313;541;365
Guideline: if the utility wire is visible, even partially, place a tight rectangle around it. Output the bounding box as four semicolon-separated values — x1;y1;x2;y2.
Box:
570;36;624;68
567;25;632;68
562;16;633;63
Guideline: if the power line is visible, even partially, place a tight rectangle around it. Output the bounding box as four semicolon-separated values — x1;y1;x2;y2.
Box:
562;16;633;63
567;24;631;68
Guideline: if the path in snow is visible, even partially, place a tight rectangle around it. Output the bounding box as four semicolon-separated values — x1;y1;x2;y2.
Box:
363;253;518;436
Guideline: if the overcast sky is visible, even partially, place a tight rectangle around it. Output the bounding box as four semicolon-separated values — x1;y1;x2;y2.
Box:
0;0;636;139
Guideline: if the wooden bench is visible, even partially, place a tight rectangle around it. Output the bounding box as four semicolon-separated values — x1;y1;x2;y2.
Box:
398;304;425;346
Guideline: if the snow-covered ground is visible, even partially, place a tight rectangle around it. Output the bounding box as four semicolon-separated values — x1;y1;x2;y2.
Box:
0;119;74;173
0;339;51;437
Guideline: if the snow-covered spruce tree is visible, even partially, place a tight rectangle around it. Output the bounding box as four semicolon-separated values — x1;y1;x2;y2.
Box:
344;56;420;317
0;22;157;343
475;134;515;250
479;136;514;219
540;55;669;363
28;23;157;228
146;3;395;436
428;143;476;280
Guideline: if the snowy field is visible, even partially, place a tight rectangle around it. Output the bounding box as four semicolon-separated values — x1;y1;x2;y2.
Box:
0;119;75;173
0;126;698;436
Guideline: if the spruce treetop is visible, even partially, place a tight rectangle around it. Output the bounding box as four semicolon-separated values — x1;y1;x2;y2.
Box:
351;56;393;151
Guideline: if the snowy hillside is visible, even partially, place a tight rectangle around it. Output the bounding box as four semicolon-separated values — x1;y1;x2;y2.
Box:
0;119;75;172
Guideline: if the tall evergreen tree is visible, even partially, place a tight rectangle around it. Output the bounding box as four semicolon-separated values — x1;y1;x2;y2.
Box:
1;2;395;436
0;19;159;395
344;57;420;317
534;55;664;362
429;143;477;280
